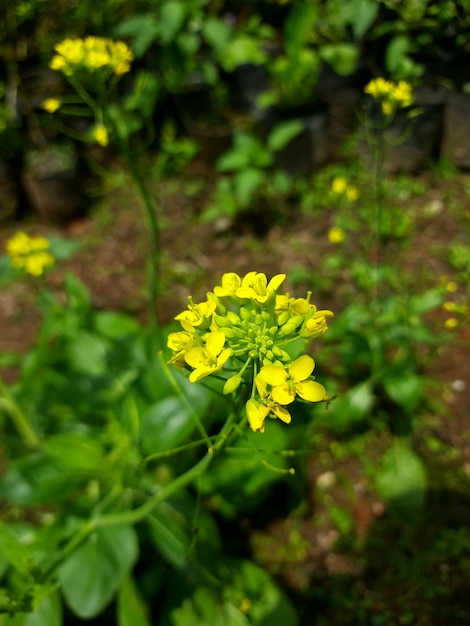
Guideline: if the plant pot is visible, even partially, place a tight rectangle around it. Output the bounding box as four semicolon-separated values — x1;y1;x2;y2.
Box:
21;144;86;222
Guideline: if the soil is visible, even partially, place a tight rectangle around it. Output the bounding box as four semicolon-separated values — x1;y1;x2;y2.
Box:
0;159;469;624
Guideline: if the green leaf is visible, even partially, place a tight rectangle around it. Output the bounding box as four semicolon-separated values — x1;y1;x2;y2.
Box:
58;525;138;619
383;372;424;413
117;576;151;626
114;15;160;58
44;434;108;474
267;120;304;152
160;1;186;44
171;586;250;626
47;236;81;261
284;5;317;59
93;311;141;339
375;441;427;509
66;331;108;376
235;169;264;208
319;43;359;76
140;379;210;454
349;0;379;39
148;503;192;568
219;36;267;72
25;591;62;626
323;382;374;434
0;522;33;575
202;17;232;52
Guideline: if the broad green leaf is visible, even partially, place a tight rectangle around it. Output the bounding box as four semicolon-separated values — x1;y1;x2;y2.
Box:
375;441;427;509
383;372;424;413
219;36;267;72
140;377;210;454
202;17;232;52
319;43;359;76
267;120;304;153
170;587;250;626
350;0;379;39
113;15;160;57
148;504;192;567
235;169;264;208
0;522;33;574
66;331;108;376
117;576;151;626
93;311;141;339
58;525;138;619
47;236;81;261
323;382;374;433
44;434;108;474
284;5;317;59
160;1;186;44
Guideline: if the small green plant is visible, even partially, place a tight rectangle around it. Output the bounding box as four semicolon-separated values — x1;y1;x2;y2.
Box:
202;121;303;227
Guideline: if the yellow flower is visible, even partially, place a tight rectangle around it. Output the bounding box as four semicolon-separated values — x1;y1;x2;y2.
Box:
92;124;109;147
258;355;326;405
444;318;458;329
328;227;345;244
392;81;413;106
175;295;217;332
275;294;313;316
42;98;61;113
331;176;347;195
6;232;54;276
167;331;199;366
446;281;458;293
214;271;285;303
184;331;232;382
364;77;393;99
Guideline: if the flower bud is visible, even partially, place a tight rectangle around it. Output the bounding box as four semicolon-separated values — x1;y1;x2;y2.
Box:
223;374;242;394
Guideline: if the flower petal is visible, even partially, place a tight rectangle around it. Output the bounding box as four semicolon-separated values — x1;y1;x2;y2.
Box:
296;380;326;402
205;331;225;356
189;367;211;383
271;404;291;423
289;355;314;383
216;348;232;368
184;347;206;369
267;273;286;293
258;365;288;386
271;384;295;405
246;399;268;432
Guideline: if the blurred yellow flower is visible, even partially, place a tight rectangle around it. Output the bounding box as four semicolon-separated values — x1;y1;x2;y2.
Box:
444;318;458;329
92;124;109;147
50;36;133;77
6;232;54;276
328;227;345;244
332;176;348;195
42;98;61;113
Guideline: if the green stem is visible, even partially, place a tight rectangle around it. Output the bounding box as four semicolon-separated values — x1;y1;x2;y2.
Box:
113;118;161;347
0;378;40;449
40;408;239;580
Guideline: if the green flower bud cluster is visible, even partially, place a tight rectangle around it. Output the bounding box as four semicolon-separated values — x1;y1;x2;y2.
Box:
168;272;333;433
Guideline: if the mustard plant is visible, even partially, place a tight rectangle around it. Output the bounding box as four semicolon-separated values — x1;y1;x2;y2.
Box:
168;271;333;433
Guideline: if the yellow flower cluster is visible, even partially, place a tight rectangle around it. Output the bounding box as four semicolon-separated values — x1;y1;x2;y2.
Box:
6;232;54;276
50;36;133;77
364;77;414;115
42;98;61;113
168;272;333;433
331;176;359;201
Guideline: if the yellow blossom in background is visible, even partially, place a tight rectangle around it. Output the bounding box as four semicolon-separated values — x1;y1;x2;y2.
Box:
42;98;61;113
328;227;345;244
92;124;109;147
50;36;133;78
6;232;54;276
168;272;333;432
444;318;458;329
331;176;347;195
446;281;458;292
364;77;414;116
